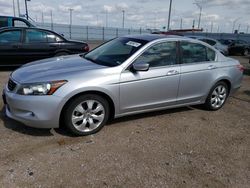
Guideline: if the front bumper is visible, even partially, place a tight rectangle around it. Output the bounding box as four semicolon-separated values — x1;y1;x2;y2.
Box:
2;86;65;129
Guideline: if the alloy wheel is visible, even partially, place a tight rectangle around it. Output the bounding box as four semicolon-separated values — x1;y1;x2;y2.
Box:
71;100;105;132
210;85;227;109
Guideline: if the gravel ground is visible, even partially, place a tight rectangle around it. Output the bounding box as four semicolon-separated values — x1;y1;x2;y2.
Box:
0;53;249;188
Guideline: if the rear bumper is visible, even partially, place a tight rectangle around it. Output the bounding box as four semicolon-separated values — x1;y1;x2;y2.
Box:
2;87;65;129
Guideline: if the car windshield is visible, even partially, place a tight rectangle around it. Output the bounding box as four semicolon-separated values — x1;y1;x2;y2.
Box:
83;37;148;67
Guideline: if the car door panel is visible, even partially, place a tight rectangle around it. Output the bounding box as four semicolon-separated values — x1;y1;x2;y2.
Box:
177;62;218;104
120;66;180;113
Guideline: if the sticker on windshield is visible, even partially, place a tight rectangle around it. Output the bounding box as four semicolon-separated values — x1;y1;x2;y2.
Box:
126;41;141;47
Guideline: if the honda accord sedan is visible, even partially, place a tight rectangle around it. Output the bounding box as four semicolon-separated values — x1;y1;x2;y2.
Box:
0;27;89;66
2;35;243;136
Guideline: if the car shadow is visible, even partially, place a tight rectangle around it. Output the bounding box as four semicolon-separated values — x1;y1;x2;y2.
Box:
0;105;197;137
0;107;54;136
244;90;250;96
108;106;194;125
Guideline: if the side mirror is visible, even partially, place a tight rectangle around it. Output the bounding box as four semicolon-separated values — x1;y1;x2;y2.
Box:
132;62;150;72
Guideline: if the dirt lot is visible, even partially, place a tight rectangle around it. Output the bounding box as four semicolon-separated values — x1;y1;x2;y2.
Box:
0;54;249;188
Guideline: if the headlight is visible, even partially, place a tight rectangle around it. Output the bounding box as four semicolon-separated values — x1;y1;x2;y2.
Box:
17;80;67;95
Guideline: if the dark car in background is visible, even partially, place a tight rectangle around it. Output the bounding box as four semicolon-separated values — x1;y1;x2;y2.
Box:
219;39;250;56
0;16;34;28
0;27;89;66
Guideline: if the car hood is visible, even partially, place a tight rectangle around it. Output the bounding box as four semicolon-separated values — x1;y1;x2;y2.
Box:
11;55;105;83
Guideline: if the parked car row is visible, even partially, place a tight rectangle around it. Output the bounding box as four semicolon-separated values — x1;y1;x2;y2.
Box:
0;15;89;66
187;36;229;55
0;27;89;66
185;35;250;57
2;35;244;135
218;39;250;56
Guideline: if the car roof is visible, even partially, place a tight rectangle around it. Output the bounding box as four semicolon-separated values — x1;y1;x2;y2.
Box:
124;34;186;42
187;35;217;40
0;27;57;34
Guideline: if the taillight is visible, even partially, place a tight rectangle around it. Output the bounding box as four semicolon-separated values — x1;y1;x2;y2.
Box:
83;45;89;52
236;64;244;72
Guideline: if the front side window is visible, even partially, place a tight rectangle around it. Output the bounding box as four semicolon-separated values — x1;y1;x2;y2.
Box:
84;37;148;67
25;29;47;43
0;30;21;43
134;41;177;68
181;42;216;63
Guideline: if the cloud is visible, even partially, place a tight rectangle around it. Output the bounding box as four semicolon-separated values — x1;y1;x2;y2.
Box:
29;3;55;13
103;5;115;13
59;4;82;12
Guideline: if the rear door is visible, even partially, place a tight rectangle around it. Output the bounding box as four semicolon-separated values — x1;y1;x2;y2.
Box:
0;29;23;66
177;41;218;104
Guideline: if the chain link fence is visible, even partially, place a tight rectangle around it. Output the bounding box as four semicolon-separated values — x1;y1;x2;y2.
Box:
36;23;151;42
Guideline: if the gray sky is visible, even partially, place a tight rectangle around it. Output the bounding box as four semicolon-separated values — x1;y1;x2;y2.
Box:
1;0;250;33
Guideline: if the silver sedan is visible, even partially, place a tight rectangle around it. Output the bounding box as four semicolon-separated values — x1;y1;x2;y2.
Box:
2;35;244;136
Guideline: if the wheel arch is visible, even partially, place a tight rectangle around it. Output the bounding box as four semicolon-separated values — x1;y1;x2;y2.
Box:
59;90;116;127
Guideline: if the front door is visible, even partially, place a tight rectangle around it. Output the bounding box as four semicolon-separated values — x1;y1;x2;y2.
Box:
120;41;180;114
0;29;23;66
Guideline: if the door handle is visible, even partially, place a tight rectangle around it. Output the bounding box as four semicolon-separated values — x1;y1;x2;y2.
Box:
167;70;179;76
207;65;217;70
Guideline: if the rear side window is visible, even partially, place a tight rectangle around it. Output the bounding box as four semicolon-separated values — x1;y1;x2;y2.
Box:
134;41;177;67
26;29;47;43
13;19;29;27
46;32;63;42
0;17;8;27
0;30;21;43
180;42;216;63
207;47;216;61
203;39;216;46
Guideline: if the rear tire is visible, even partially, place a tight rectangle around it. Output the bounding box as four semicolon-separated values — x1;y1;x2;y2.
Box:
204;82;229;111
63;94;110;136
242;49;249;56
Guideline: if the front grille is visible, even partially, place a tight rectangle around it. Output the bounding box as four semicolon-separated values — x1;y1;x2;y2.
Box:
8;79;17;91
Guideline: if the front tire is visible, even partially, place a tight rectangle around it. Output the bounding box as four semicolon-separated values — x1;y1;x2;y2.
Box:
63;94;110;136
204;82;229;111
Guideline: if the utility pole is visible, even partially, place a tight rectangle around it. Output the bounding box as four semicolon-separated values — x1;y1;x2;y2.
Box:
238;24;241;33
17;0;20;17
232;17;240;33
180;18;183;29
194;2;202;29
105;10;108;28
25;0;30;20
69;8;74;39
122;10;125;28
41;11;44;25
50;10;53;30
167;0;173;31
210;22;213;33
13;0;16;17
